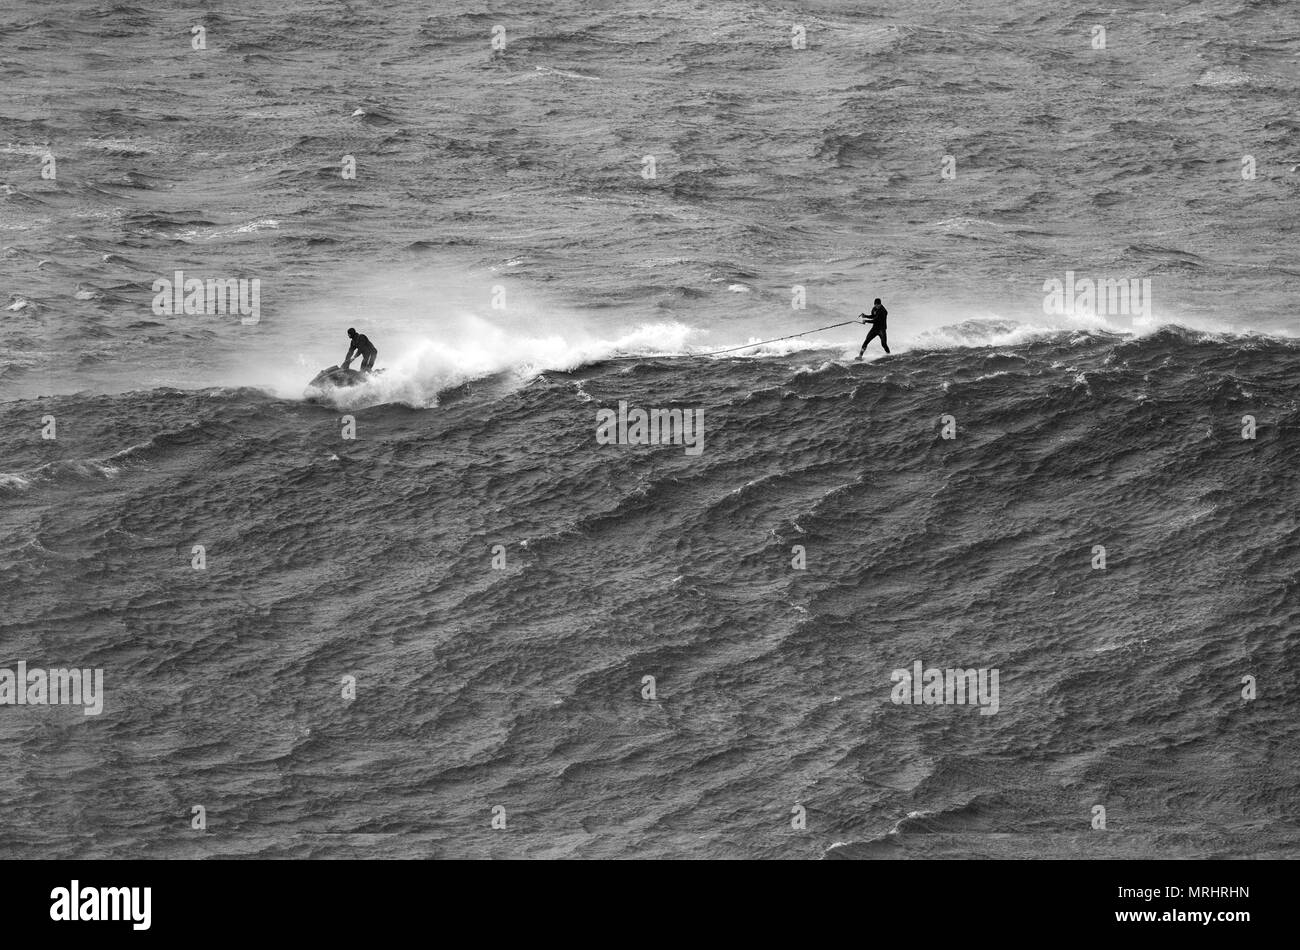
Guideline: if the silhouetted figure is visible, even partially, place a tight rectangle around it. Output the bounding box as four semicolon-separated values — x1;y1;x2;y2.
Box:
856;299;889;359
344;327;378;372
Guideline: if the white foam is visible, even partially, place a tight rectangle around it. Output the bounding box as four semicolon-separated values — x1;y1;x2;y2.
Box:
911;313;1125;351
303;317;698;409
1195;66;1250;87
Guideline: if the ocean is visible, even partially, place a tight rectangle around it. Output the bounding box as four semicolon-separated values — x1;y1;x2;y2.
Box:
2;0;1297;858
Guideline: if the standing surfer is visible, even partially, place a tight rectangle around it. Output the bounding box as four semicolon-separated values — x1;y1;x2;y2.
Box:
856;299;890;359
343;327;379;372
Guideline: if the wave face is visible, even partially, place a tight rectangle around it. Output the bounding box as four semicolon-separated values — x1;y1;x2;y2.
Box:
3;329;1297;858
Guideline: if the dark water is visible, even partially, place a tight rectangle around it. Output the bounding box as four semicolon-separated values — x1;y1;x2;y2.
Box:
2;327;1297;857
2;0;1298;857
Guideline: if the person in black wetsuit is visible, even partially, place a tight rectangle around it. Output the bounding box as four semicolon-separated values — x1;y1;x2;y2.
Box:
343;327;378;372
856;299;890;359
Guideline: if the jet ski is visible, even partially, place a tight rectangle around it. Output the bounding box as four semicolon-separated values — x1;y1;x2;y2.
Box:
304;365;382;399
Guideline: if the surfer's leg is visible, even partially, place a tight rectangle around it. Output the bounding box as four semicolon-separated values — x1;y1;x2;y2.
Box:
879;329;889;353
362;350;376;371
